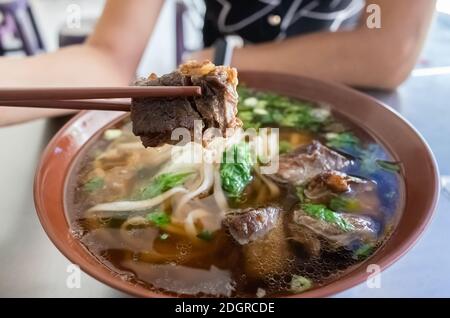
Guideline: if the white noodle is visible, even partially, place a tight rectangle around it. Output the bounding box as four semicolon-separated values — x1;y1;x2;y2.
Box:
184;209;210;237
184;207;224;238
121;216;148;229
255;168;280;199
87;129;264;236
116;142;148;151
213;168;229;212
160;143;202;175
87;187;188;213
172;163;214;220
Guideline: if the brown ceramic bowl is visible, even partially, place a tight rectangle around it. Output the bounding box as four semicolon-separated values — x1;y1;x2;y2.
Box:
34;72;439;298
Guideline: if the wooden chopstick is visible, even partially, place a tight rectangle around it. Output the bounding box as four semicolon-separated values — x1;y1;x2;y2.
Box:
0;86;201;101
0;99;130;111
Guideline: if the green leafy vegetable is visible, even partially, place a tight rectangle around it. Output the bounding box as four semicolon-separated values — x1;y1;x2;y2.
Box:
325;132;402;176
290;275;313;293
302;203;354;232
83;176;104;192
329;196;361;213
325;132;360;150
325;135;401;176
376;160;401;173
220;143;254;198
197;230;214;241
359;150;380;175
139;172;193;200
146;210;171;228
353;244;374;260
358;144;401;176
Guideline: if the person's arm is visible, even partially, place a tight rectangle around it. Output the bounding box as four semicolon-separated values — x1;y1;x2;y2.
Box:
0;0;164;126
195;0;435;90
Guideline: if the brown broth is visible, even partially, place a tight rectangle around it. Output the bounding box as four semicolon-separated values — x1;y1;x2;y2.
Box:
65;107;404;298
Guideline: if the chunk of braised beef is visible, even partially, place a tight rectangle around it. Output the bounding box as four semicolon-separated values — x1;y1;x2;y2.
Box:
270;141;351;186
288;208;378;257
131;61;242;148
223;205;280;245
303;171;366;204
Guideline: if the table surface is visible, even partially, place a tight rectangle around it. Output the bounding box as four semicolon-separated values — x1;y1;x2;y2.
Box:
1;13;449;298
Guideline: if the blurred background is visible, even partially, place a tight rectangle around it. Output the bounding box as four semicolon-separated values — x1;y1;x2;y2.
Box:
0;0;207;75
1;0;449;76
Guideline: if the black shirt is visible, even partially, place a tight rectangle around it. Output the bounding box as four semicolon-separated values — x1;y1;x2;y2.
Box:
203;0;365;47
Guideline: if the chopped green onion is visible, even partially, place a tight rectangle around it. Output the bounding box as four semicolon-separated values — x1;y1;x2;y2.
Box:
103;129;123;140
310;108;331;121
253;108;269;116
329;196;361;213
325;131;360;150
159;233;170;240
256;288;266;298
237;111;254;122
146;210;171;228
290;275;313;293
237;86;330;132
376;160;401;173
243;97;258;107
353;244;374;260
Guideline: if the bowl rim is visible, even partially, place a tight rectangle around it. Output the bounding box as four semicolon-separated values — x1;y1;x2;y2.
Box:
33;71;440;298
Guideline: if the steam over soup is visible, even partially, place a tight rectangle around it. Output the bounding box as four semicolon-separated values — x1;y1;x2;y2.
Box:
66;86;404;297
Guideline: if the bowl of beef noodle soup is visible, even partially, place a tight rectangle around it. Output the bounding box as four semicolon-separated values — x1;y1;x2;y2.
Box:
34;70;439;298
